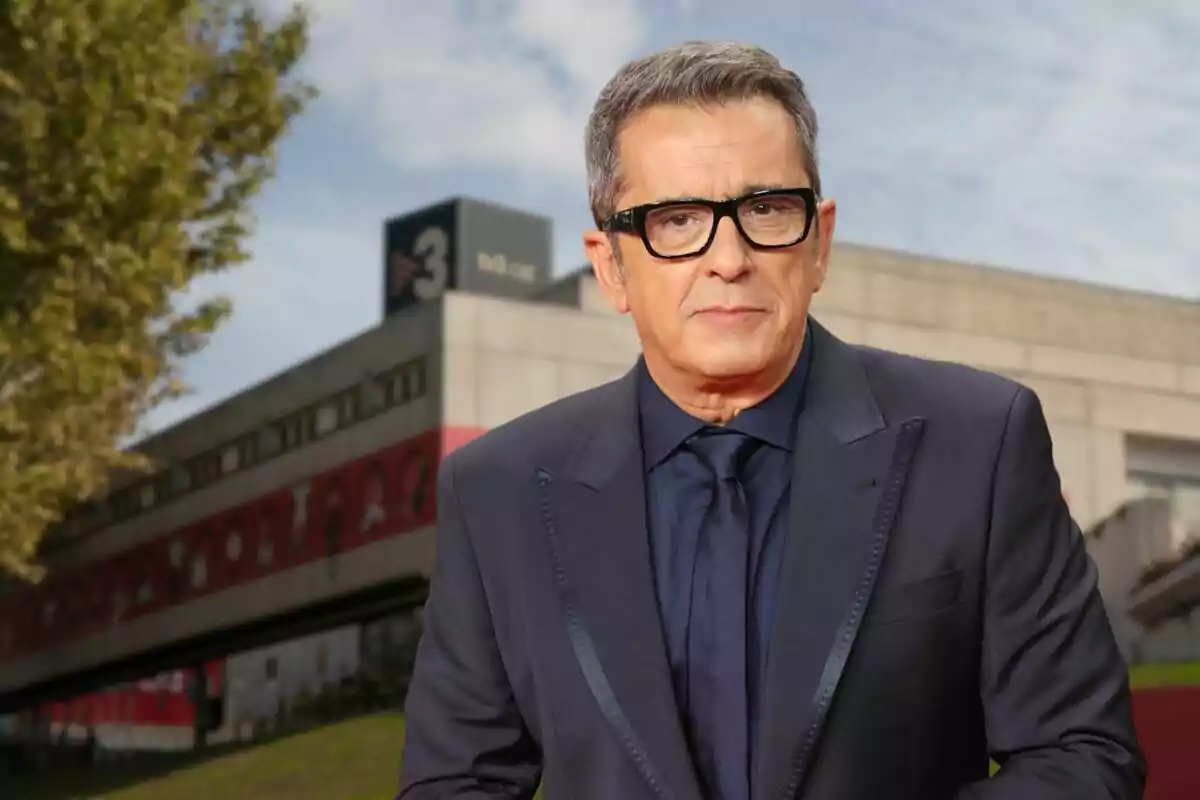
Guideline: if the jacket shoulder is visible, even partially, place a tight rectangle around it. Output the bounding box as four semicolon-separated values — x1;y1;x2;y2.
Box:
443;374;629;478
851;343;1028;423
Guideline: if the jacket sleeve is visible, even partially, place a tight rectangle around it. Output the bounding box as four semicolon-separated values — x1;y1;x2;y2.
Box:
398;453;541;799
954;386;1146;799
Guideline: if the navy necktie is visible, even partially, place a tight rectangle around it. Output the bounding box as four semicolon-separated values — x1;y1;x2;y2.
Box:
685;428;761;800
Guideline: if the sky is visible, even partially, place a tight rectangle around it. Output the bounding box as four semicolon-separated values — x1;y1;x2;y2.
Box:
146;0;1200;431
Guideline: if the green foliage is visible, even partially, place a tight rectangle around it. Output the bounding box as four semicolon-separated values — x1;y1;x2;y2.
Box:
0;0;314;579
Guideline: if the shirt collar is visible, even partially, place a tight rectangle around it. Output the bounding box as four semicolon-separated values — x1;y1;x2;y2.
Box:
637;324;814;471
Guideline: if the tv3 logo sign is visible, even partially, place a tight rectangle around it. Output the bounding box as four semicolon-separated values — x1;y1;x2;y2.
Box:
390;226;450;301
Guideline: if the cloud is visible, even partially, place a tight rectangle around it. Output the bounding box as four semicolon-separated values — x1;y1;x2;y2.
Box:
287;0;650;185
807;1;1200;297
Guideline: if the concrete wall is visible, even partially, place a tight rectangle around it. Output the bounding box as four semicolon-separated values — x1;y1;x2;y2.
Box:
445;243;1200;529
819;244;1200;527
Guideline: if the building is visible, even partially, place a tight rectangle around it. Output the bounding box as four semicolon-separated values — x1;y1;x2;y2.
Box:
2;196;1199;750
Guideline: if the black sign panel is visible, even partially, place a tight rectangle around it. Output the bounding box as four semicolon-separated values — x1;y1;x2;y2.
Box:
382;197;552;319
383;200;458;318
455;198;552;299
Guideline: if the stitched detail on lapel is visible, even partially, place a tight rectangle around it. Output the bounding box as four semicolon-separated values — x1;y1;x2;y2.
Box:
535;468;670;800
783;418;926;798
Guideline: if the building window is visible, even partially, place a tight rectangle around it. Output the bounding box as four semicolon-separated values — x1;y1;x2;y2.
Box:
237;433;259;467
335;386;362;427
110;488;138;521
188;451;221;489
314;403;338;437
170;465;191;494
363;377;387;415
1127;435;1200;536
377;357;428;409
153;472;175;505
258;425;282;459
220;445;240;475
277;412;306;452
1130;474;1200;534
1180;483;1200;530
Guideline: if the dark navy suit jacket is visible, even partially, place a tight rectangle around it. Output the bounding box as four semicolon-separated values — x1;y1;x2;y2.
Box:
399;319;1146;799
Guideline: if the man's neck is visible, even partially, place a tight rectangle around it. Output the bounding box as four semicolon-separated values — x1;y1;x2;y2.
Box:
644;350;800;426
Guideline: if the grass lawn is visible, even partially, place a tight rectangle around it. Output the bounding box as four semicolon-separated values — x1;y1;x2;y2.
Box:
1129;661;1200;690
9;713;410;800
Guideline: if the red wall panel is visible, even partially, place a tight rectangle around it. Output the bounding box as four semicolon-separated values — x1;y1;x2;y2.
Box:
1133;687;1200;800
36;660;223;728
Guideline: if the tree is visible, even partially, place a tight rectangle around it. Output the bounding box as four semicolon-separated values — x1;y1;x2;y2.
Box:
0;0;315;579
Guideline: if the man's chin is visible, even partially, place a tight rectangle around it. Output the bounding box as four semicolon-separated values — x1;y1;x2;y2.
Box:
686;350;774;384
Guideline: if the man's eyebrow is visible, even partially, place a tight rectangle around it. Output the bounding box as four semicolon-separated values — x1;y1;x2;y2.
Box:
642;193;707;205
645;184;795;204
739;183;790;195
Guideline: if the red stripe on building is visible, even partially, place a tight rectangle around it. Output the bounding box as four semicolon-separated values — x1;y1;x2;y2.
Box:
0;425;487;665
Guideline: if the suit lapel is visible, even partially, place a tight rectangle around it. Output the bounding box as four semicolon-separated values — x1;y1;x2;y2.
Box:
754;322;926;800
536;370;703;800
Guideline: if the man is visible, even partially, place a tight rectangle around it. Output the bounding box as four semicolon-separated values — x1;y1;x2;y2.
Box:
399;41;1145;799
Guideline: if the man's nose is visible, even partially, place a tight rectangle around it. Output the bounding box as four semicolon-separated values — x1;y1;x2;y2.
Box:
703;216;753;281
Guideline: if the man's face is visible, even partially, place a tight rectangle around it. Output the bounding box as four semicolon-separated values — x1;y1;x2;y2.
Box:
584;97;836;386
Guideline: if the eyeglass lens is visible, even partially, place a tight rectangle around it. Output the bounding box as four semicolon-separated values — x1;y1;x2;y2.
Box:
643;193;810;256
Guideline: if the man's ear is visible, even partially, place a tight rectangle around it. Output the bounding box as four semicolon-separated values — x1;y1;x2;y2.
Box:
811;197;837;292
582;229;630;314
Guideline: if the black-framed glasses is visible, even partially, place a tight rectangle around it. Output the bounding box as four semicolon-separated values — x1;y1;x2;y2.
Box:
600;187;818;259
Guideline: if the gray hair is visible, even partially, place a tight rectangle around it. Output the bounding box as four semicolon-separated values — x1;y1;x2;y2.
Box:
585;40;821;227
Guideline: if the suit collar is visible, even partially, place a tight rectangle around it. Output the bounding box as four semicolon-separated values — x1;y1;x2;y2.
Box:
562;367;641;491
801;318;885;444
541;366;703;799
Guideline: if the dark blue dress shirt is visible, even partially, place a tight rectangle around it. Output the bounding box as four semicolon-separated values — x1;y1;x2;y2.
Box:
637;331;813;798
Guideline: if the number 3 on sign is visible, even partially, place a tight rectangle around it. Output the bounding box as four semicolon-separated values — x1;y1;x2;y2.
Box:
413;226;449;300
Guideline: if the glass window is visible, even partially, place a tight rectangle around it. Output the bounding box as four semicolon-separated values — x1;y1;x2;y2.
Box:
337;387;362;426
220;446;240;475
362;378;386;415
171;465;191;494
258;425;282;459
237;433;259;467
154;472;175;504
1175;481;1200;532
314;404;338;436
1131;472;1200;535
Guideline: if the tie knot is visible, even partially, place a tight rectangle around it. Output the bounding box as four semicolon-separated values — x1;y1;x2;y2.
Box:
686;428;761;481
